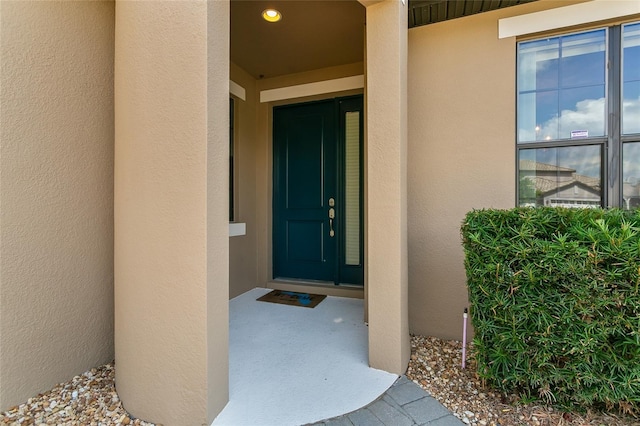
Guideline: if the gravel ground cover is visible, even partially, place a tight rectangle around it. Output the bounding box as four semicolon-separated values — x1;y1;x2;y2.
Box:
0;364;154;426
407;335;640;426
2;336;639;426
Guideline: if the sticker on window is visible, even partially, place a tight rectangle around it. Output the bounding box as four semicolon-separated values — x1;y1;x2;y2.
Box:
570;130;589;139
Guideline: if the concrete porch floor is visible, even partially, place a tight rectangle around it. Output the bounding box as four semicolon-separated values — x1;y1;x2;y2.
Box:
212;288;462;426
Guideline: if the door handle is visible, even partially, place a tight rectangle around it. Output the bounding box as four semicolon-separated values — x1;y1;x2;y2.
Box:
328;207;335;237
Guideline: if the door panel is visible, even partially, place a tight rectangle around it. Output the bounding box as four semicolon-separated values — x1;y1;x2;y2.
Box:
287;220;324;262
274;101;336;282
286;115;324;209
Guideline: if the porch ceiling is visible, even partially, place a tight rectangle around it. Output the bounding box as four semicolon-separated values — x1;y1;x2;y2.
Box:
230;0;539;80
230;0;366;80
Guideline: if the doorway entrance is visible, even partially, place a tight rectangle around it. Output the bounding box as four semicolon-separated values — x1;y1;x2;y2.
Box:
273;96;363;286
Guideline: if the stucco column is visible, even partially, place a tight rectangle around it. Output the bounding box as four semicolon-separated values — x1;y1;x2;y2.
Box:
361;0;410;374
114;1;229;425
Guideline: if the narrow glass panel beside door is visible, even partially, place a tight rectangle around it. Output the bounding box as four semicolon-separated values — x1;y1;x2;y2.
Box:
344;111;360;266
337;96;364;285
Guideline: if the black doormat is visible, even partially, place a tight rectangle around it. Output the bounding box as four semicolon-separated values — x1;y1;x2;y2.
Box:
257;290;326;308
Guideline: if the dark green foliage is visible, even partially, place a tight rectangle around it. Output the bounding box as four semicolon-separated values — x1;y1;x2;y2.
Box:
461;208;640;415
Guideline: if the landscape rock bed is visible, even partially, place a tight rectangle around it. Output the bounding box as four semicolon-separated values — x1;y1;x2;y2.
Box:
0;364;154;426
2;337;639;425
407;335;640;426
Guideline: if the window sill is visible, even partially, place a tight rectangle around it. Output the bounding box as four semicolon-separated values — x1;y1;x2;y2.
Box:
229;222;246;237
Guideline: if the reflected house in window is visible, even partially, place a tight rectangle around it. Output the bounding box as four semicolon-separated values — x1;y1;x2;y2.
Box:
519;160;601;208
623;178;640;209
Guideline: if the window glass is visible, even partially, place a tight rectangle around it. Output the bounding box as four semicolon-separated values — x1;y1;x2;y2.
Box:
518;38;559;92
518;29;606;142
623;22;640;135
518;145;602;207
344;111;360;266
623;142;640;209
229;97;235;221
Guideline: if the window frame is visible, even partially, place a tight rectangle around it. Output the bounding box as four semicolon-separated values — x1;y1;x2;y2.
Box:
229;96;235;222
621;22;640;209
516;21;640;209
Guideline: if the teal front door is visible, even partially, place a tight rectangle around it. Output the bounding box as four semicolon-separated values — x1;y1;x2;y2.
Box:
273;96;363;285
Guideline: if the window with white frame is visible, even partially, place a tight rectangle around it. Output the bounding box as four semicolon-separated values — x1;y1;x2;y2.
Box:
517;22;640;209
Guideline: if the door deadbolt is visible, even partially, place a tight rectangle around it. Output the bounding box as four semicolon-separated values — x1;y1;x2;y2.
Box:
328;197;335;207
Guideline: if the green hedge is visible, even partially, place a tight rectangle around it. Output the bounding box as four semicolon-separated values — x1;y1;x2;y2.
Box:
461;207;640;414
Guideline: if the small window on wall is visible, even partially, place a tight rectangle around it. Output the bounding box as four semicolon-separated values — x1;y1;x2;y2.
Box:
230;97;235;221
516;22;640;209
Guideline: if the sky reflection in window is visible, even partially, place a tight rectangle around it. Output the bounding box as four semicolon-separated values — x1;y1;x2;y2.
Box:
623;23;640;135
518;29;606;142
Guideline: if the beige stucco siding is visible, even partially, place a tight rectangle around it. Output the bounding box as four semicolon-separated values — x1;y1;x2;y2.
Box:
0;1;115;410
407;8;515;340
364;0;410;375
206;2;232;419
115;1;230;424
115;1;230;423
229;63;258;299
406;1;587;340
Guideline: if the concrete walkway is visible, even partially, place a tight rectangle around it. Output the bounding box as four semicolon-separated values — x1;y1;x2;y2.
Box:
309;376;463;426
218;288;463;426
215;288;397;425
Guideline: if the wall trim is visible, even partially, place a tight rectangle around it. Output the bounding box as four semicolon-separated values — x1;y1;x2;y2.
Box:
498;0;640;39
230;80;246;101
229;222;246;237
260;75;365;103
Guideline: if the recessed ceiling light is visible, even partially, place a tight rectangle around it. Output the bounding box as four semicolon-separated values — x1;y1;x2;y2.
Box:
262;9;282;23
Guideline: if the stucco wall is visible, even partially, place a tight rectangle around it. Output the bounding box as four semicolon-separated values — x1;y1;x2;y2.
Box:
0;1;115;410
114;1;229;424
406;1;583;340
206;2;231;420
229;63;258;299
